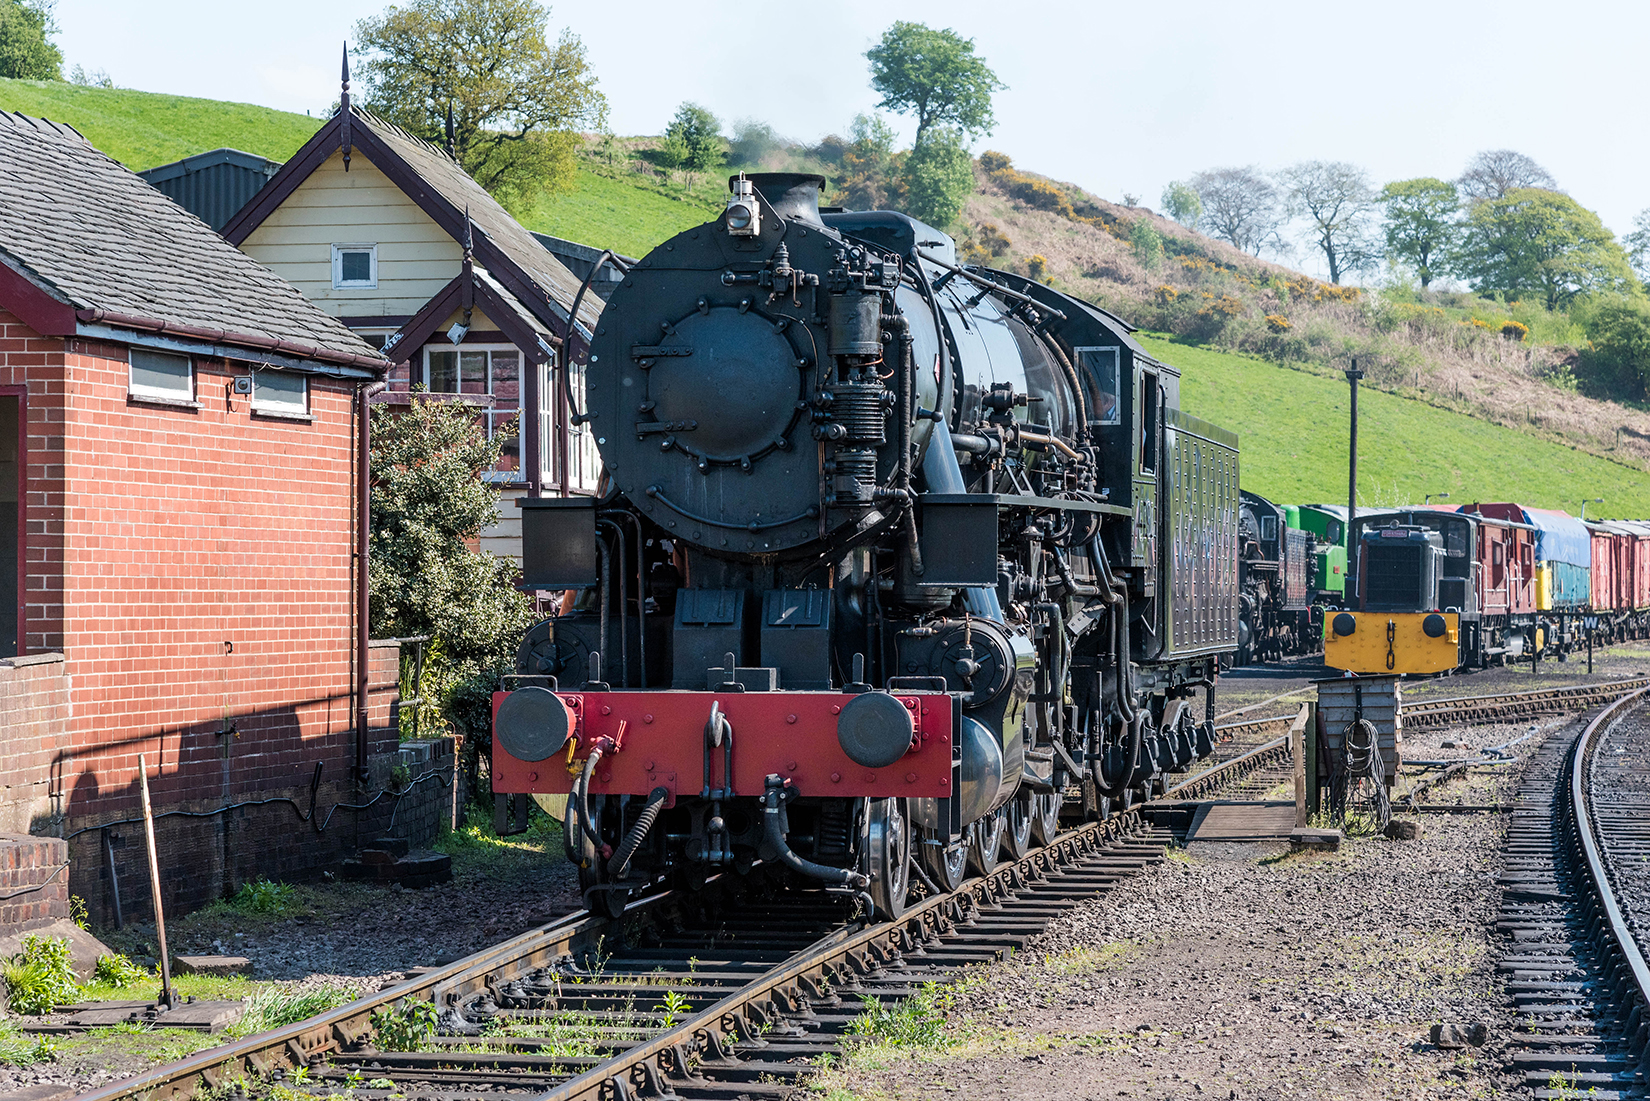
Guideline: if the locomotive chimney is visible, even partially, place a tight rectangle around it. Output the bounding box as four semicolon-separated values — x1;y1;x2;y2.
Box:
744;173;826;228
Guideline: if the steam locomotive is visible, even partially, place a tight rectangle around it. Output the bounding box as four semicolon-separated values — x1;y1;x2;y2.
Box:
490;174;1239;918
1235;493;1347;664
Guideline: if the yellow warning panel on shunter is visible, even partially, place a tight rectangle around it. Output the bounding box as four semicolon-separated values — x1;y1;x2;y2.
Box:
1323;611;1460;675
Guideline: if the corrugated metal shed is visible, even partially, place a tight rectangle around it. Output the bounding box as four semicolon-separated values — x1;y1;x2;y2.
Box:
139;148;281;232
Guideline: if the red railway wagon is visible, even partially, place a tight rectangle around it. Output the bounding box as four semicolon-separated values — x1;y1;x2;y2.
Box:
1587;520;1650;639
1474;513;1537;620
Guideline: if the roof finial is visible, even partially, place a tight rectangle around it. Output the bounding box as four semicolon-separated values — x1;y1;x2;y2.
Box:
462;206;473;261
340;42;353;172
445;102;456;159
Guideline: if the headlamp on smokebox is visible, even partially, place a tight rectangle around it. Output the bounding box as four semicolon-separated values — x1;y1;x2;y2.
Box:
725;175;759;237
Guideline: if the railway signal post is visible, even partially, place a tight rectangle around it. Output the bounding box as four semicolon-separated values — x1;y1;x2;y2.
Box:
1345;362;1364;582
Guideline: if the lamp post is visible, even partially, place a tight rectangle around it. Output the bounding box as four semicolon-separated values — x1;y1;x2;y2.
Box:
1346;361;1364;597
1580;497;1603;522
1424;492;1451;506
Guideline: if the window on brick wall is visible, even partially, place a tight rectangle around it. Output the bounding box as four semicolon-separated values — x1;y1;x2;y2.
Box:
252;370;308;416
129;348;193;402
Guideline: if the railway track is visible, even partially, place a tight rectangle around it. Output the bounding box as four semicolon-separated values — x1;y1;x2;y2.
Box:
75;677;1649;1101
1495;687;1650;1099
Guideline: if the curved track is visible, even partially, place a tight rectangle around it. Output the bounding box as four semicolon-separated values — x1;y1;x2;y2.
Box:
1496;688;1650;1098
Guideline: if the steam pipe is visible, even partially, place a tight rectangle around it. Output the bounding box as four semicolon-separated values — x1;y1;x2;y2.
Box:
763;776;870;889
597;520;628;684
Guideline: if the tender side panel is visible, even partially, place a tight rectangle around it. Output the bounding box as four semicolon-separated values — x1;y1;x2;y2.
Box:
1163;409;1239;656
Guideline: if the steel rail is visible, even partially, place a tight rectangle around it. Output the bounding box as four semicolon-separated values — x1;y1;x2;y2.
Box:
1570;688;1650;1042
1402;676;1650;729
70;893;663;1100
528;732;1300;1101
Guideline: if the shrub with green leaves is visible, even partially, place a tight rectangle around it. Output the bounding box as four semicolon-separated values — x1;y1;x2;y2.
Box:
3;934;80;1015
93;952;151;987
231;878;296;915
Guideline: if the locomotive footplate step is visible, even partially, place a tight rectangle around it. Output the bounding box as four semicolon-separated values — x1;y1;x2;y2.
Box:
1186;800;1301;842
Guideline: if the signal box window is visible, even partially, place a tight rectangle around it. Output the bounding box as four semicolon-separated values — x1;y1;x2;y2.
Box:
423;347;522;473
331;244;378;289
129;348;193;402
1074;347;1121;425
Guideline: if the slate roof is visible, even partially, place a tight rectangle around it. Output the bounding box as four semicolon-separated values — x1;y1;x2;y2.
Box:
0;111;385;369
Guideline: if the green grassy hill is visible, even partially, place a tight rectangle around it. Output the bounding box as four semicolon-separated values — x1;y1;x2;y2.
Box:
515;164;719;260
0;78;321;169
1155;334;1650;518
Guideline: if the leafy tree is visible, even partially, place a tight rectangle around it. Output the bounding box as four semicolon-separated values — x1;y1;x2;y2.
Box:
0;0;61;80
1622;208;1650;284
900;127;974;229
369;397;531;674
1190;166;1285;256
1379;178;1459;289
1454;188;1635;309
833;113;903;211
353;0;607;207
1279;160;1378;284
865;21;1004;146
1578;297;1650;400
1457;149;1557;203
1161;181;1201;226
663;101;721;184
1130;218;1163;269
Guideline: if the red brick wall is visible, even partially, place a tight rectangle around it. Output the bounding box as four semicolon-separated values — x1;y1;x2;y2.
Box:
0;654;70;835
0;309;404;921
0;835;68;933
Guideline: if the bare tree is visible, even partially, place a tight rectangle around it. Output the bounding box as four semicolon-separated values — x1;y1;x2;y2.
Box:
1457;149;1558;202
1278;160;1379;284
1190;166;1285;256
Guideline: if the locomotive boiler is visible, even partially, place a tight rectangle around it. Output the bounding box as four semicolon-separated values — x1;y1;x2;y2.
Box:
490;173;1239;918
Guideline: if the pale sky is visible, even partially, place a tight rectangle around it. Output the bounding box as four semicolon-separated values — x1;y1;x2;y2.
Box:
54;0;1650;280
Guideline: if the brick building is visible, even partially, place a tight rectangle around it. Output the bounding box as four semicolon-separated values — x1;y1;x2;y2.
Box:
0;110;418;925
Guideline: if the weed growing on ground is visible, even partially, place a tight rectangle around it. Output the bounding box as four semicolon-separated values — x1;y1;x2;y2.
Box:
654;989;691;1029
3;933;80;1014
231;879;297;915
371;998;439;1051
0;1021;57;1066
230;985;357;1039
94;951;151;987
847;982;958;1052
1037;942;1134;978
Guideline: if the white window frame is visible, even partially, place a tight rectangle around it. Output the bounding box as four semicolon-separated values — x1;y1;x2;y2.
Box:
420;344;525;480
251;369;309;417
128;347;194;403
331;243;378;290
